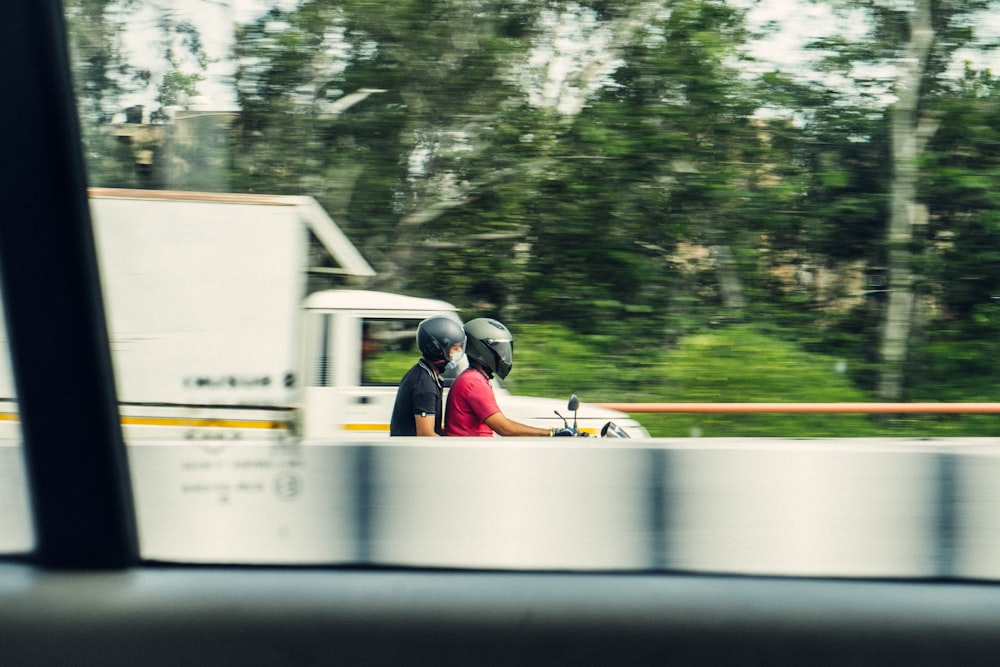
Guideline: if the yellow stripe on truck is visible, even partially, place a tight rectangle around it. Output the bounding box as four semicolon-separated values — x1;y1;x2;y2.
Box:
342;423;390;432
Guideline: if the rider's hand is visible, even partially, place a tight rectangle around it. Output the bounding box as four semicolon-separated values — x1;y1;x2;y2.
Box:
551;427;578;437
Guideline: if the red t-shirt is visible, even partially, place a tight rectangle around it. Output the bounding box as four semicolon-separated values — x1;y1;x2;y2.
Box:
444;367;500;437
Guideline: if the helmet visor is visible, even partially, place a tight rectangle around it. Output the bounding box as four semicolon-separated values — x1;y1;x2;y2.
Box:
487;338;513;378
487;338;512;365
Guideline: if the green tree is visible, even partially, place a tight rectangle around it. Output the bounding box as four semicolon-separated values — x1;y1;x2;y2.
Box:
231;0;536;289
64;1;212;186
63;0;141;185
908;63;1000;401
152;15;208;115
763;0;997;400
407;0;764;342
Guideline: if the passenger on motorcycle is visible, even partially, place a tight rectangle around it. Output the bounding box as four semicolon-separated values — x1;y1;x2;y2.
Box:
443;317;556;437
389;316;466;436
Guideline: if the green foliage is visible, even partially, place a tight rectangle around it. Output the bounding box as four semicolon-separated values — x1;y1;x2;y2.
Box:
922;68;1000;322
403;0;765;341
156;70;203;108
509;322;1000;438
911;302;1000;402
363;350;414;385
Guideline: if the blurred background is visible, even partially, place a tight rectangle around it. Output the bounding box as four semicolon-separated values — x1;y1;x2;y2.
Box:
62;0;1000;437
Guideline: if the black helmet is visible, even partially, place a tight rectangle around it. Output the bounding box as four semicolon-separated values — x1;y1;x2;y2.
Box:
417;316;466;366
463;318;513;379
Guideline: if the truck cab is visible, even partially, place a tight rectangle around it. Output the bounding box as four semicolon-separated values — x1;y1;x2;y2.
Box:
299;289;461;439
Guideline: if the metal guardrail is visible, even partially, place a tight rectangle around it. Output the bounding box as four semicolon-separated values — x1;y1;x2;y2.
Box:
7;436;1000;580
122;438;1000;579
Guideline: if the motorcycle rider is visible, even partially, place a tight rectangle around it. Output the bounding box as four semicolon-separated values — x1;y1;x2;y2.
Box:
444;317;556;437
390;316;466;436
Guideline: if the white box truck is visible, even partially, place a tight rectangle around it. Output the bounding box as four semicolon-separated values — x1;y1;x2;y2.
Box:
0;188;647;441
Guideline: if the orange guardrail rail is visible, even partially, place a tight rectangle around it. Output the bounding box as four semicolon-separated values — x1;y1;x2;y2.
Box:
592;402;1000;414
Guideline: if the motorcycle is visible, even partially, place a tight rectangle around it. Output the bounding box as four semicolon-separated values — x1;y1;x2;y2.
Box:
552;394;631;438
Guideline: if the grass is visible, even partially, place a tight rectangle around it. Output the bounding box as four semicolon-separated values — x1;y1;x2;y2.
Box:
506;322;1000;438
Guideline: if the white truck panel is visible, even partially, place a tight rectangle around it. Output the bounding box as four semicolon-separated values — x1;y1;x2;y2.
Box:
92;196;306;407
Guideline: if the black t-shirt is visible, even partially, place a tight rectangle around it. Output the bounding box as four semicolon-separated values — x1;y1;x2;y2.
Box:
389;360;443;436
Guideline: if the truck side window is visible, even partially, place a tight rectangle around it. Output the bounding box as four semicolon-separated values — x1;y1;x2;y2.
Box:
313;314;332;387
360;318;422;386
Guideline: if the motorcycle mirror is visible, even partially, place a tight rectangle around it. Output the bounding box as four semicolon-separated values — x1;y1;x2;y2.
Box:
568;394;579;412
601;421;630;438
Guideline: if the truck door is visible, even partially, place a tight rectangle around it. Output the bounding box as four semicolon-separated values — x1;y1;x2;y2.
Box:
301;312;430;438
350;317;425;433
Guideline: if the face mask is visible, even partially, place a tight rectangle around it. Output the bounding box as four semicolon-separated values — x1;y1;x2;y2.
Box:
445;350;465;371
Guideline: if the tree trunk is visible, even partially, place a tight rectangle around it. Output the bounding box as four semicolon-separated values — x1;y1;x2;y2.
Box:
878;0;933;402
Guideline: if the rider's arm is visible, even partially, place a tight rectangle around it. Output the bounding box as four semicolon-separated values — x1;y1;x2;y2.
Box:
484;411;552;437
414;413;440;437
